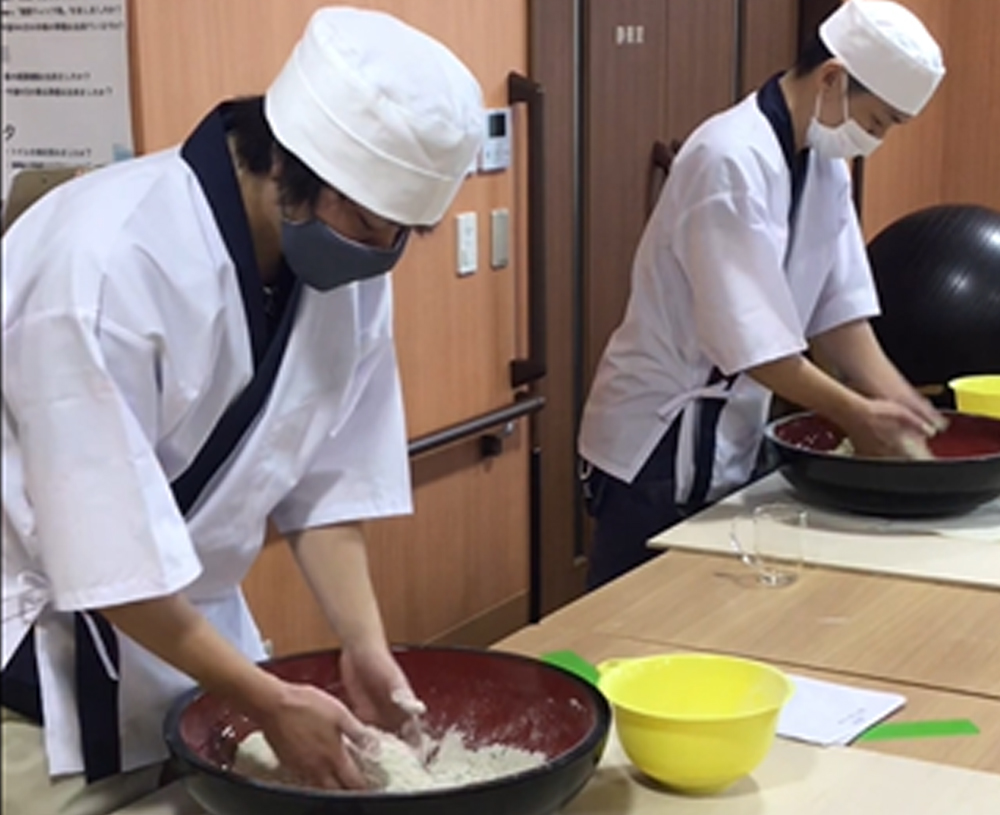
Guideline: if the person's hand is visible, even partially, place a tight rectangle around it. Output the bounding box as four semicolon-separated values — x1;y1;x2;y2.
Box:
843;398;939;459
255;680;375;790
340;641;427;745
885;387;949;436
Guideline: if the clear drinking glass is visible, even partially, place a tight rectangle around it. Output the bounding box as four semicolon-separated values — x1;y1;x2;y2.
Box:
730;503;807;587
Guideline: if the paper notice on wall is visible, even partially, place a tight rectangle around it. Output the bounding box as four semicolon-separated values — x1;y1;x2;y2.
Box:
1;0;134;200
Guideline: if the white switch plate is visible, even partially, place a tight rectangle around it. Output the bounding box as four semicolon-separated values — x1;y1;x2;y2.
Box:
491;208;510;269
456;212;477;275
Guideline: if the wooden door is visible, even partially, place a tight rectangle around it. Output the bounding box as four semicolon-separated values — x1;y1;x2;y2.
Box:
581;0;671;386
530;0;589;615
583;0;741;386
663;0;739;144
742;0;800;94
798;0;843;47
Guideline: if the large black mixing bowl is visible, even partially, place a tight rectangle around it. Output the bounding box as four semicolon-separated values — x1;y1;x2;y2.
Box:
164;646;610;815
765;410;1000;518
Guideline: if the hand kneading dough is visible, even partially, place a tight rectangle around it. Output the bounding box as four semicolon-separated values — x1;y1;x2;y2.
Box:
232;731;295;784
232;727;546;792
831;435;934;460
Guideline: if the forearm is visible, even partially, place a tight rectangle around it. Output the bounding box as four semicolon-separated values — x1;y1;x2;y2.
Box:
105;591;377;790
100;594;284;716
747;352;867;428
810;320;911;400
288;523;387;650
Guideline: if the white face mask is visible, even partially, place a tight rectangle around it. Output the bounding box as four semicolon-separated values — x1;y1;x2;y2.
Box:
806;76;883;160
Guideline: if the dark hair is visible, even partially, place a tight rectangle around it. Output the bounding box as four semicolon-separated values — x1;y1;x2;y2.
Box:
794;34;870;95
225;96;326;209
225;95;433;232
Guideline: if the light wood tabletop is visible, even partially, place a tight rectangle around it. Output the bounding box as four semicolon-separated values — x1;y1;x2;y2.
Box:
562;731;1000;814
117;741;1000;815
494;623;1000;773
111;551;1000;815
540;551;1000;700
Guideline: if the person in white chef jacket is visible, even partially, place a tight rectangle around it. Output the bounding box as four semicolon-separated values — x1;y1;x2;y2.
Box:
1;7;484;813
579;0;949;589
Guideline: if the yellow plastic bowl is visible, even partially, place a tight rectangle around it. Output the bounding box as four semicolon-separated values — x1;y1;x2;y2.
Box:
950;375;1000;420
597;653;793;795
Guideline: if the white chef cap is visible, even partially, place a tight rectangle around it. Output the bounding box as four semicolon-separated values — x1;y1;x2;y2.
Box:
820;0;945;116
265;6;484;226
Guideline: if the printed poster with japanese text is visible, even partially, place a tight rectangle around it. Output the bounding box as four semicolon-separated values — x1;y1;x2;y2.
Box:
1;0;133;200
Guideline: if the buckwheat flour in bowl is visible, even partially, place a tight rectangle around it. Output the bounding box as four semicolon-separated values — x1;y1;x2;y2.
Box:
233;726;546;792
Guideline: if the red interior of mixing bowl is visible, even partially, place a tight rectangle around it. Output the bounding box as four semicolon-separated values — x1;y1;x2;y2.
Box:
177;648;603;772
774;411;1000;460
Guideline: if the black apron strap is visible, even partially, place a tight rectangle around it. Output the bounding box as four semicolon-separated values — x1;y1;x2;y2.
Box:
171;103;304;516
74;612;121;783
168;278;302;515
685;367;738;508
1;629;42;722
2;614;121;783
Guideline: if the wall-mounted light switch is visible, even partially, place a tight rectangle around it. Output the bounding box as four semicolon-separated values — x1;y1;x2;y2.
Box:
456;212;478;275
491;208;510;269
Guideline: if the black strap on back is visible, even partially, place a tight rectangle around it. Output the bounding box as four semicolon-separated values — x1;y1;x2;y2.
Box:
1;628;42;722
685;367;738;508
75;612;121;782
2;612;121;783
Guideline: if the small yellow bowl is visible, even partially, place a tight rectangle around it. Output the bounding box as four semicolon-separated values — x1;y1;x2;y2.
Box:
950;375;1000;420
597;653;793;795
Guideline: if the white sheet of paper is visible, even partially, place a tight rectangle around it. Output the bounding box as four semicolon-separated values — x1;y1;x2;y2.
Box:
777;674;906;747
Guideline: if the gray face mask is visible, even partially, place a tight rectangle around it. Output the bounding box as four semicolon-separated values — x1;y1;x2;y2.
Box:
281;218;409;292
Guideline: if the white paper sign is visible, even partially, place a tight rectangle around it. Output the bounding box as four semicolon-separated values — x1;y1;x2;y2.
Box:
1;0;133;199
778;674;906;747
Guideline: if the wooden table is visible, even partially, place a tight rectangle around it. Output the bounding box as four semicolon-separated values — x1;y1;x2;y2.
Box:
114;495;1000;813
116;546;1000;814
495;623;1000;772
562;732;1000;814
492;543;1000;811
541;551;1000;700
121;756;1000;815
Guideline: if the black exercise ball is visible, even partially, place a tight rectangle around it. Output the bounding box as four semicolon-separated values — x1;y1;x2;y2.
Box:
868;204;1000;394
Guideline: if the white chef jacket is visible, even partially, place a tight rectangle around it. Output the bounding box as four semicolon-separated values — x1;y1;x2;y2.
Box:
1;109;413;775
579;91;879;502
